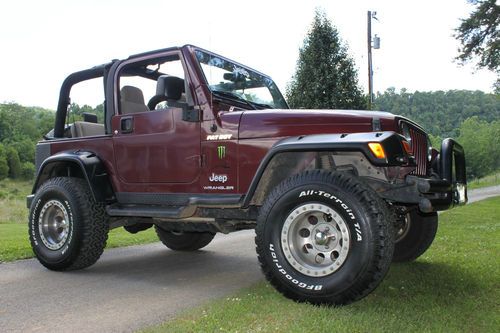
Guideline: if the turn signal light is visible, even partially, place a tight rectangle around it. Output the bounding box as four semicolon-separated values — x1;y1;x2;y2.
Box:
368;143;386;159
402;140;412;154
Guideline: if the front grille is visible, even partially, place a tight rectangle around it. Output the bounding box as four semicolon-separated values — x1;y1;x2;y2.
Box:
408;126;428;176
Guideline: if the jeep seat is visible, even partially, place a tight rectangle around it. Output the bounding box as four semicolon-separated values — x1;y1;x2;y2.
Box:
147;76;187;110
71;121;105;138
120;86;149;114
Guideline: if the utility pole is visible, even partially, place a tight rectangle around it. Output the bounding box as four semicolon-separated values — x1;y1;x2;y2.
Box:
367;11;373;110
367;11;380;110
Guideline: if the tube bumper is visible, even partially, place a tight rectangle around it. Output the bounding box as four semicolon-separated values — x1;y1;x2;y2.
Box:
379;138;467;213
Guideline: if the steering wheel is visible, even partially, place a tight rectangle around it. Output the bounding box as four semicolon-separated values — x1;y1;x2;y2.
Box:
147;95;168;110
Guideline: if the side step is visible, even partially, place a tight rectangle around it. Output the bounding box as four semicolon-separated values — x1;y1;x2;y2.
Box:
106;204;196;219
106;194;244;219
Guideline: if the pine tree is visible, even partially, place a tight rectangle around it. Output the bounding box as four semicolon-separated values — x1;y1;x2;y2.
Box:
286;10;367;110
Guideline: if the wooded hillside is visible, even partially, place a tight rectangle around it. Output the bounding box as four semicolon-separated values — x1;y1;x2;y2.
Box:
374;88;499;138
0;89;498;180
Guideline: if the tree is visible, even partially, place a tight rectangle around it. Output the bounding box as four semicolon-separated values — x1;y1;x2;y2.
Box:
0;145;8;180
286;10;367;110
21;162;35;180
457;117;500;178
455;0;500;89
374;88;500;138
6;147;22;179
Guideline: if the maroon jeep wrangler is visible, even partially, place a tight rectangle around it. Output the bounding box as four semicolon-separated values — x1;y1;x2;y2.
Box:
27;45;467;305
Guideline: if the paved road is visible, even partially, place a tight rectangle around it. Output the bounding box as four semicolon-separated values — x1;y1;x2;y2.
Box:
467;185;500;203
0;231;261;333
1;186;498;333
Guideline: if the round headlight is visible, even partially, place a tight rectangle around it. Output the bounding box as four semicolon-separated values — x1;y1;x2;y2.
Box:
400;122;412;147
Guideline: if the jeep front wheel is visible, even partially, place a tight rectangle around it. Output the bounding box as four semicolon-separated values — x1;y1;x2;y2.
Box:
28;177;109;271
154;226;215;251
255;170;394;305
392;210;438;262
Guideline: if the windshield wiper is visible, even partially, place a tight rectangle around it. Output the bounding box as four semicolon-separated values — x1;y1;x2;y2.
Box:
211;90;257;110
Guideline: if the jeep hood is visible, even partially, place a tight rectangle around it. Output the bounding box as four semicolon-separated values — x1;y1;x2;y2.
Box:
238;109;397;139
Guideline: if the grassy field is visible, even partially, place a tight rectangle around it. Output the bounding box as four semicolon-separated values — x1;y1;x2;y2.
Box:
144;197;500;333
0;179;159;262
0;223;159;262
468;171;500;190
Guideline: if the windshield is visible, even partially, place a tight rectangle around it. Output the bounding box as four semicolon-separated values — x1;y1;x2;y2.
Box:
195;50;288;109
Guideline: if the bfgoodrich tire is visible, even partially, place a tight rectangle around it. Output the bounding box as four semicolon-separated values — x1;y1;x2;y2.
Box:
28;177;109;271
392;210;438;262
155;226;215;251
255;170;394;305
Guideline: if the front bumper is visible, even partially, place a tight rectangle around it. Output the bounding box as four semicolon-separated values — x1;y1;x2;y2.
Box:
379;138;467;212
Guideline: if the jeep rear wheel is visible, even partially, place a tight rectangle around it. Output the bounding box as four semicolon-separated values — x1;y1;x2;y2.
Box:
392;210;438;262
28;177;109;271
255;170;394;305
154;226;215;251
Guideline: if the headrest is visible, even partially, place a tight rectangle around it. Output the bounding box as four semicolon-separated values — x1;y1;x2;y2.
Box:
156;75;185;101
121;86;146;104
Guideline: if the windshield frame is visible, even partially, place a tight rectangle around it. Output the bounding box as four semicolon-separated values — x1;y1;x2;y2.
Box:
192;47;289;110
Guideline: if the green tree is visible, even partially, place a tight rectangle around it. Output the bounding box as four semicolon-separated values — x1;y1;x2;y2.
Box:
286;10;366;110
0;145;8;180
6;147;22;179
10;139;35;163
457;117;500;178
374;88;500;138
455;0;500;89
21;162;35;180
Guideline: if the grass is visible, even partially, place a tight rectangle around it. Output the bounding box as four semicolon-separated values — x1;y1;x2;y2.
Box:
0;179;159;262
143;197;500;333
468;171;500;190
0;178;32;224
0;223;159;262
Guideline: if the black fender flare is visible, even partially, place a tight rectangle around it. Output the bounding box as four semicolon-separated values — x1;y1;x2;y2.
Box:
31;151;114;203
242;131;409;208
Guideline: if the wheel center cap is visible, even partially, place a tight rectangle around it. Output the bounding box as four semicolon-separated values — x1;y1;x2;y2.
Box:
315;230;330;245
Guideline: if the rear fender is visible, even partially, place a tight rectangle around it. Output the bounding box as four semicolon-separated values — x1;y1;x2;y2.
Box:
31;151;114;203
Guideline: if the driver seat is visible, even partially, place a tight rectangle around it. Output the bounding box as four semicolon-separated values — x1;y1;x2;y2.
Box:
148;75;187;110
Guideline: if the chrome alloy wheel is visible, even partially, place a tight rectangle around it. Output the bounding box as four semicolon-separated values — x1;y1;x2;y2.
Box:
38;200;70;250
281;203;351;277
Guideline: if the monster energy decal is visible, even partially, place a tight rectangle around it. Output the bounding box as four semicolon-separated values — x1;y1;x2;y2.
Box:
217;146;226;159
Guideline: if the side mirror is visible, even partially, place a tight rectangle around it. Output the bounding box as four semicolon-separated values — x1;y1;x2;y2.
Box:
182;105;201;122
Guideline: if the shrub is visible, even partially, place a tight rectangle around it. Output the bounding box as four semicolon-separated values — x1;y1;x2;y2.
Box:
6;147;22;179
21;162;35;180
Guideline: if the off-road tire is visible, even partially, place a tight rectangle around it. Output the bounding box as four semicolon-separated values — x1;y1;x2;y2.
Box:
255;170;394;305
29;177;109;271
392;210;438;262
154;226;215;251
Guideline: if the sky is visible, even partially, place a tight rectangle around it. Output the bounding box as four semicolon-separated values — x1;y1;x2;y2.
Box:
0;0;497;109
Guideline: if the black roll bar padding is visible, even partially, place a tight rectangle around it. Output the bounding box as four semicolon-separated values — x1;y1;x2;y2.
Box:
440;138;466;184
